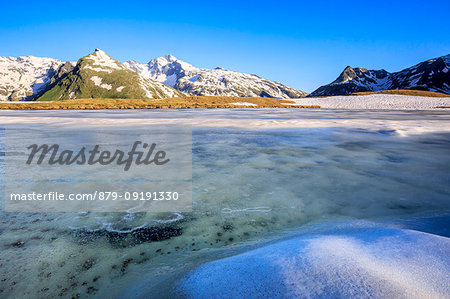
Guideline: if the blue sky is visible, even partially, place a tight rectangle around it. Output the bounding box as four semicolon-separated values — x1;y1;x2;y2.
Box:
1;0;449;92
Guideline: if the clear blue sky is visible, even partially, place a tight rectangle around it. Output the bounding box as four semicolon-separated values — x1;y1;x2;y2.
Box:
1;0;449;92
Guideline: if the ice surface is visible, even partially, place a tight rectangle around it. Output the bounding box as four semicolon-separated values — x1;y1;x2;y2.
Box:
177;220;450;298
2;107;450;136
0;110;449;298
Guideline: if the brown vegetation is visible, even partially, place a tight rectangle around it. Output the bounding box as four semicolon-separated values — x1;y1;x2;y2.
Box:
350;89;450;97
0;96;320;110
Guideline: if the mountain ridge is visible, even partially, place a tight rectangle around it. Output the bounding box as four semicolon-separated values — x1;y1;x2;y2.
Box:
1;51;449;101
309;54;450;97
124;55;308;99
0;50;307;101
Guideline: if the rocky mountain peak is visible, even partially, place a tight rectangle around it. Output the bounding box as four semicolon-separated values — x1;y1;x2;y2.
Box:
333;66;371;84
34;50;184;101
148;55;197;72
80;49;123;72
334;66;356;83
163;54;177;62
93;48;109;56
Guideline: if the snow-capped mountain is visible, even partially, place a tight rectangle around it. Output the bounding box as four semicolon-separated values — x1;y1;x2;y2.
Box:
124;55;307;99
2;50;448;101
0;51;306;101
309;54;450;97
0;56;73;101
37;49;184;101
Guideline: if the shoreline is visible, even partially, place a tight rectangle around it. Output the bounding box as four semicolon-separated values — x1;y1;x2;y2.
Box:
0;96;319;110
1;94;449;110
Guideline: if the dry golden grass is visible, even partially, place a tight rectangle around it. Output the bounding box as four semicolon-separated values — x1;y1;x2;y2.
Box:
0;96;319;110
350;89;450;97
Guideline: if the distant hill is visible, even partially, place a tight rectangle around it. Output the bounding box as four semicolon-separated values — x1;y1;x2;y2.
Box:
309;54;450;97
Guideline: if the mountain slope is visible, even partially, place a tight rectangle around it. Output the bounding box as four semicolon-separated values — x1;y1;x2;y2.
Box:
37;49;184;101
0;56;71;101
124;55;307;99
309;54;450;97
389;55;450;92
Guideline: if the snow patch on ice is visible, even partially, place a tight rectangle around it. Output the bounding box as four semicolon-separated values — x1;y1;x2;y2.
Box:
178;224;450;298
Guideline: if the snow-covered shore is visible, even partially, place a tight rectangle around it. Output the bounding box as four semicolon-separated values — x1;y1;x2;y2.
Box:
291;94;450;110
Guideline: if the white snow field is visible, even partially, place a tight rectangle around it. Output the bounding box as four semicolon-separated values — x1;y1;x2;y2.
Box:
291;94;450;109
231;102;258;106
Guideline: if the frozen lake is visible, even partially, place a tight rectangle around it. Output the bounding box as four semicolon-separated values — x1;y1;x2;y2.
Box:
0;109;449;298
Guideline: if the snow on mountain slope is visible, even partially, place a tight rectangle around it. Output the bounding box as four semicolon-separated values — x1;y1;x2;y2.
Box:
388;54;450;93
309;54;450;97
83;49;123;73
124;55;199;87
124;55;307;99
0;56;71;100
82;49;184;99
